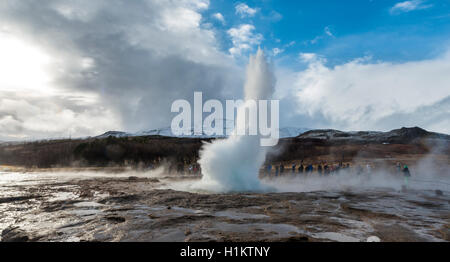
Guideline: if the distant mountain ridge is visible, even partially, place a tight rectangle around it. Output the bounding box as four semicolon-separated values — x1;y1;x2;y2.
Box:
296;127;450;143
96;127;312;139
1;127;448;168
95;126;449;144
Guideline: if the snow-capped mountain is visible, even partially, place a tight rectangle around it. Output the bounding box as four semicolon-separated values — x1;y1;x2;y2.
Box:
96;127;311;139
296;127;449;143
96;131;132;138
278;127;311;138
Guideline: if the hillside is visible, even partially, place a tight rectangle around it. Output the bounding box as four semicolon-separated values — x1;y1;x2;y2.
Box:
96;127;311;139
0;127;448;168
297;127;449;143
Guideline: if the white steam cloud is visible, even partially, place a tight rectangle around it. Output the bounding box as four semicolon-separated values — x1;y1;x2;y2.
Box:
196;48;275;192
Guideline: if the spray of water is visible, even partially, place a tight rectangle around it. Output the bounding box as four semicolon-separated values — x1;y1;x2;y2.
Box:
195;48;275;192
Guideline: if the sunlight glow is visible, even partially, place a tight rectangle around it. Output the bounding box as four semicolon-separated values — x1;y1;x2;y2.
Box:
0;32;54;93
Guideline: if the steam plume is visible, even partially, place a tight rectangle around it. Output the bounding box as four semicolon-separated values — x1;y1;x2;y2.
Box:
196;48;275;192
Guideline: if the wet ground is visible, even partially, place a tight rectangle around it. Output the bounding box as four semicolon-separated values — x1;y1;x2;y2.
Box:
0;170;449;242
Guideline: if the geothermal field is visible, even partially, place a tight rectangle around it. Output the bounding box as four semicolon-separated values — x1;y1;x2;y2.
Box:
0;164;449;242
0;51;449;242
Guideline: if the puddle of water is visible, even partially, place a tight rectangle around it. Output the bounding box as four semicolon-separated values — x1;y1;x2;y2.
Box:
70;209;102;217
148;228;187;242
212;222;302;237
313;232;361;242
94;192;110;198
171;206;206;214
73;202;105;208
215;210;269;220
49;192;79;202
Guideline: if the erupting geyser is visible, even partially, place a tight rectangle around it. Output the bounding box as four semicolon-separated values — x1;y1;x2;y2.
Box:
197;48;276;192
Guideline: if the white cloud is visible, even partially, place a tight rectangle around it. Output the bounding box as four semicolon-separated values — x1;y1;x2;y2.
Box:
227;24;263;56
286;41;296;47
51;0;105;22
272;48;284;56
181;0;210;10
235;3;258;18
212;12;225;24
291;52;450;133
298;53;325;63
0;0;242;140
324;26;334;37
161;7;202;32
307;26;334;45
390;0;432;14
266;10;283;22
0;91;120;140
0;32;53;94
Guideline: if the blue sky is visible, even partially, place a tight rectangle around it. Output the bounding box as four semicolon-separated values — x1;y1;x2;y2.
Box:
205;0;450;66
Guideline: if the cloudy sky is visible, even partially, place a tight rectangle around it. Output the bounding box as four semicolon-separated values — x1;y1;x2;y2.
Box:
0;0;449;141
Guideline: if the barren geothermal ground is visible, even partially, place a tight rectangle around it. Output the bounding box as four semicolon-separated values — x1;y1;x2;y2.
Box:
0;167;449;242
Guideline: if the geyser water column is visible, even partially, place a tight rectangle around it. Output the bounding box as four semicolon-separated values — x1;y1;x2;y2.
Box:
197;48;276;192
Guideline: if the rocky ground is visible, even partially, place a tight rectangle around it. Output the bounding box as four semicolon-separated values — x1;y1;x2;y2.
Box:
0;169;449;242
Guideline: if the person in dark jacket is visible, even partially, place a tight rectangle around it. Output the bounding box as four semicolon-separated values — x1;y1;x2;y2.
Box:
266;164;272;175
177;162;184;174
307;164;314;173
402;165;411;176
396;162;402;174
403;165;411;187
298;164;304;174
317;164;323;175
